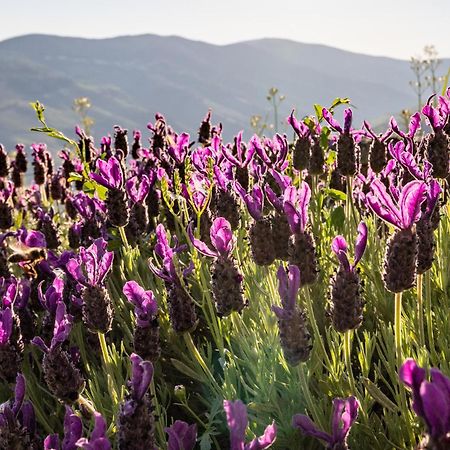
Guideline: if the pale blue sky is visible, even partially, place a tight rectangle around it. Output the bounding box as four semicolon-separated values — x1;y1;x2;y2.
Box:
1;0;449;59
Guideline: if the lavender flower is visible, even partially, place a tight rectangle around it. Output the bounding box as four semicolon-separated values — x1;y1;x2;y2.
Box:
91;156;129;227
45;407;83;450
0;144;10;178
150;224;197;332
363;121;392;173
235;182;275;266
283;182;318;285
0;183;13;230
399;359;450;449
422;96;450;178
123;281;160;361
0;373;39;449
0;306;23;383
224;399;277;450
117;353;155;450
272;265;312;365
165;420;197;450
76;412;111;450
293;396;359;449
67;238;114;333
323;108;357;176
189;217;245;316
366;179;427;292
223;131;255;190
125;175;151;244
288;110;312;171
32;302;84;403
329;223;367;332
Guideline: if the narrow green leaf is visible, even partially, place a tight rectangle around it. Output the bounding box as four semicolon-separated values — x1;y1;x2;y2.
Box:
362;377;399;413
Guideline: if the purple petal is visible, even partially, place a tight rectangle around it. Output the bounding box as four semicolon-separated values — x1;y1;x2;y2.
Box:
250;135;271;166
66;259;87;286
331;236;350;271
245;421;277;450
283;202;301;234
90;172;114;190
292;414;332;444
130;353;154;401
420;381;448;438
286;265;300;310
399;358;427;418
332;396;359;443
44;435;59;450
63;406;83;450
210;217;234;256
155;224;173;260
322;108;343;133
399;181;427;229
408;112;421;136
126;175;150;203
52;302;73;347
90;412;108;441
0;307;13;345
123;281;157;325
20;229;47;248
288;110;309;137
265;186;283;212
224;400;248;450
297;182;311;232
365;195;399;228
422;105;442;131
187;224;218;258
353;222;368;267
12;373;26;416
165;420;197;450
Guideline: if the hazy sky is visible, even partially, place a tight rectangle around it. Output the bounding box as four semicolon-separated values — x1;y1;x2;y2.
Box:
2;0;450;60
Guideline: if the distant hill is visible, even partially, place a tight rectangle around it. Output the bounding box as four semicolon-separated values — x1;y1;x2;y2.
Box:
0;34;446;151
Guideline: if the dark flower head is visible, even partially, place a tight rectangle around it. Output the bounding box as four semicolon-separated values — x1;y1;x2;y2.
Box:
366;179;427;230
224;399;277;450
283;182;311;234
67;239;114;287
399;359;450;443
331;222;367;272
189;217;235;258
76;412;111;450
165;420;197;450
293;396;359;449
123;281;157;327
91;156;124;190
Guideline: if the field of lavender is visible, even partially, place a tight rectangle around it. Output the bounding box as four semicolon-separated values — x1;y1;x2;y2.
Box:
0;95;449;450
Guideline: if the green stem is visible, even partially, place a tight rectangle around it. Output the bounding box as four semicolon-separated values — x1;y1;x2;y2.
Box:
298;364;326;431
424;270;434;352
183;333;222;395
343;330;357;394
118;226;131;252
98;332;119;403
394;292;403;367
416;273;425;348
304;287;332;369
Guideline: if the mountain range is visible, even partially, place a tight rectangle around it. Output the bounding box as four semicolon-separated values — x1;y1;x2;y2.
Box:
0;33;447;152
